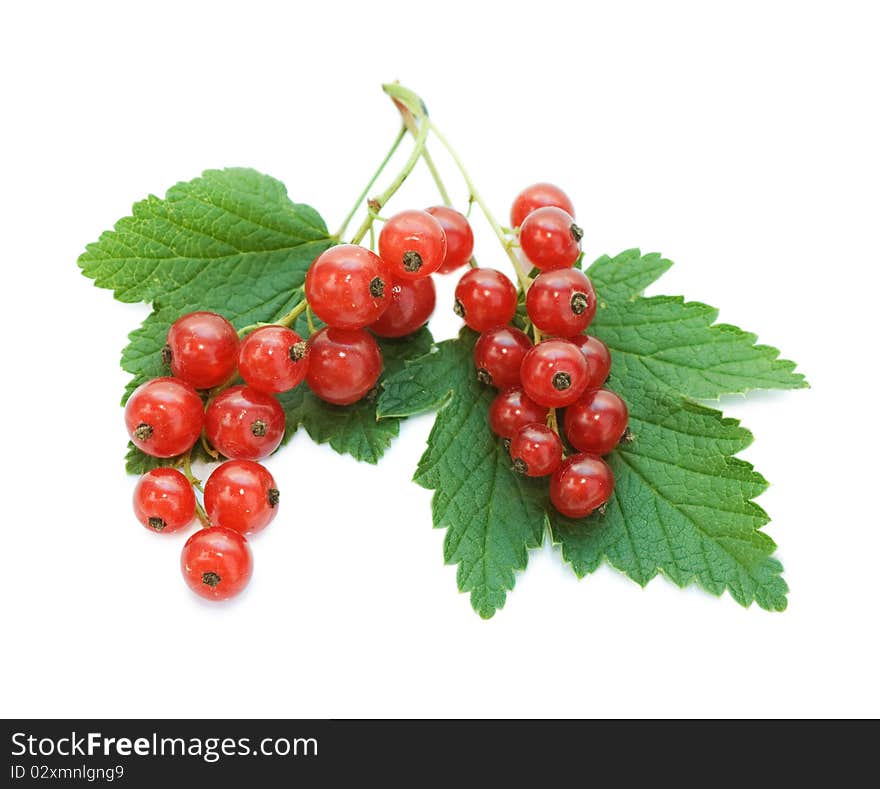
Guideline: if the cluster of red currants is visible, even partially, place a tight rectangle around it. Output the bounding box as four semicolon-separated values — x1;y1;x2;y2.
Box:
456;183;630;519
122;204;475;601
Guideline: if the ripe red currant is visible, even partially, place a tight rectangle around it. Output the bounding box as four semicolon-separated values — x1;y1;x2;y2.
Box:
181;527;253;601
125;377;204;458
473;326;532;388
306;327;383;405
526;269;597;336
509;423;563;477
379;209;447;280
520;339;590;408
204;460;279;535
568;334;612;389
426;206;474;274
564;388;630;456
205;385;285;460
519;206;582;270
305;245;390;329
133;468;196;533
370;277;436;338
238;325;309;394
488;387;548;439
510;183;575;228
550;454;614;519
164;311;239;389
454;268;517;332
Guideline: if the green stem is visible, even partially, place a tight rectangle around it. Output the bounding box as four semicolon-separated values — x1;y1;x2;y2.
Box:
336;126;407;240
180;448;203;493
276;299;309;328
427;120;532;291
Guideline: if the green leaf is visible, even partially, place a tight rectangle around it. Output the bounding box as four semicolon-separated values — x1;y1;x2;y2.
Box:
380;249;805;616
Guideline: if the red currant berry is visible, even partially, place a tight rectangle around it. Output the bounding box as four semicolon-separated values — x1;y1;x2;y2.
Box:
133;468;196;533
519;206;582;271
125;377;204;458
181;527;253;601
564;388;629;456
550;453;614;519
164;312;239;389
509;423;563;477
488;387;548;439
454;268;517;332
473;326;532;388
238;325;308;394
510;183;575;228
204;460;279;535
306;327;383;405
205;385;285;460
520;339;590;408
379;209;447;280
370;277;436;338
305;245;390;329
526;269;597;336
426;206;474;274
568;334;612;389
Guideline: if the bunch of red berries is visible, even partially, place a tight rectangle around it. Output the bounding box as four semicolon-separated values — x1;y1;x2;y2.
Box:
122;204;474;601
457;183;630;518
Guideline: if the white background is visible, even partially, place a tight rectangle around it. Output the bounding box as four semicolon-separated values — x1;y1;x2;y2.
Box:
1;0;878;718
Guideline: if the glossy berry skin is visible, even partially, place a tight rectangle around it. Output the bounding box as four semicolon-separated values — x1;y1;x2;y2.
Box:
510;183;575;228
181;527;253;601
564;388;629;456
473;326;532;388
238;326;309;394
520;340;590;408
426;206;474;274
453;268;517;332
370;277;436;338
568;335;612;389
205;385;285;460
550;453;614;519
165;312;239;389
204;460;279;535
526;268;597;336
519;206;582;271
379;209;447;280
509;423;563;477
125;377;204;458
305;245;390;329
133;468;196;533
306;327;382;405
488;387;548;439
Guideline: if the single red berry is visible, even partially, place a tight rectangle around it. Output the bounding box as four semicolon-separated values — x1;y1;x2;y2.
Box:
550;454;614;519
510;183;575;228
238;325;309;394
164;312;239;389
509;423;563;477
426;206;474;274
125;377;204;458
488;387;548;439
181;527;253;601
473;326;532;388
306;327;383;405
568;335;612;389
519;206;582;270
564;388;630;456
305;245;390;329
520;339;590;407
204;460;279;535
133;468;196;533
454;268;517;332
205;385;285;460
526;268;597;336
370;277;436;338
379;209;447;280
